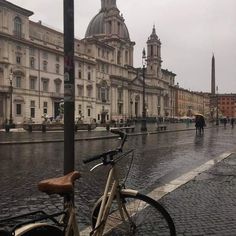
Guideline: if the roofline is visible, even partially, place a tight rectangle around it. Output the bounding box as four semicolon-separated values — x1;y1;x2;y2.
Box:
0;0;33;17
161;68;176;76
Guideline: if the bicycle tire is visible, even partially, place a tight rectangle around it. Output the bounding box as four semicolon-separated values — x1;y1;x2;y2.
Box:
15;224;63;236
91;192;176;236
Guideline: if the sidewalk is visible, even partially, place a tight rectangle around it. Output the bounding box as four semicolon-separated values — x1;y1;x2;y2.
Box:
159;152;236;236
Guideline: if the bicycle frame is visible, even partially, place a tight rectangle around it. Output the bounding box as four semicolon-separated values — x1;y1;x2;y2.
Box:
91;160;138;236
63;201;80;236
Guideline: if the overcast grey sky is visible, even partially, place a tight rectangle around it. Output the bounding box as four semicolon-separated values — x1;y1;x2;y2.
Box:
9;0;236;93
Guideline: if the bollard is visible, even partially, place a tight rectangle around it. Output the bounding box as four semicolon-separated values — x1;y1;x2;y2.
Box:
42;124;46;132
5;124;10;133
28;124;32;132
88;124;91;131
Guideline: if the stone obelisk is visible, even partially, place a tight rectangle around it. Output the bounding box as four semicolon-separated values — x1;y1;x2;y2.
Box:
211;54;215;95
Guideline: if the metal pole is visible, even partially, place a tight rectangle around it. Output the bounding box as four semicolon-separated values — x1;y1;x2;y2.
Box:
141;48;147;132
64;0;75;175
216;86;219;125
130;99;133;119
9;79;13;125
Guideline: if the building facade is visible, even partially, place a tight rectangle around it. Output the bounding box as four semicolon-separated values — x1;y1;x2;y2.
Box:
217;94;236;118
0;0;177;126
174;85;210;117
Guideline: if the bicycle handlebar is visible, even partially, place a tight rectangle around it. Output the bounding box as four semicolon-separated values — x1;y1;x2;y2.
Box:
83;129;127;164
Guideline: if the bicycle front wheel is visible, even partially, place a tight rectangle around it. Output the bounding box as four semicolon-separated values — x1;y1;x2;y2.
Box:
91;192;176;236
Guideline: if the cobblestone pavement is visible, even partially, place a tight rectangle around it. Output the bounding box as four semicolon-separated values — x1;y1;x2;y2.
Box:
1;126;236;235
1;153;236;235
159;153;236;236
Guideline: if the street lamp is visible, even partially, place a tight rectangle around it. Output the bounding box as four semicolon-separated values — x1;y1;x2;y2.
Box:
130;98;133;119
9;68;13;125
141;48;147;132
216;86;219;125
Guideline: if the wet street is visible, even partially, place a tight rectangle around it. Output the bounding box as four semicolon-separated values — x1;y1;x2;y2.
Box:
0;125;236;230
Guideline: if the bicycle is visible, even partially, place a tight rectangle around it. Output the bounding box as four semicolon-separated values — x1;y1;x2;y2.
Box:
0;129;176;236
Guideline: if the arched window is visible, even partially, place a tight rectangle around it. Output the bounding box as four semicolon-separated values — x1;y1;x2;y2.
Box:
117;50;121;65
14;17;22;38
151;45;153;57
97;81;109;102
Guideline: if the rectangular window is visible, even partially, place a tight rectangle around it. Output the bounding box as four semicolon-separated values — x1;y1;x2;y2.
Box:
43;102;48;114
87;88;92;98
42;80;49;92
30;100;35;118
16;104;22;115
88;72;91;80
16;56;21;64
30;78;36;90
118;90;123;101
55;83;61;93
118;103;123;115
16;77;21;88
78;70;82;79
78;86;83;97
101;63;105;73
42;51;48;59
101;87;106;102
30;57;35;68
56;64;60;74
78;104;82;116
29;47;35;56
56;54;60;62
88;108;91;117
43;61;48;71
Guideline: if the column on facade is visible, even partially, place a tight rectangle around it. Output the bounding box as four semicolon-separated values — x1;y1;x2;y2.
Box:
123;88;129;119
111;86;117;120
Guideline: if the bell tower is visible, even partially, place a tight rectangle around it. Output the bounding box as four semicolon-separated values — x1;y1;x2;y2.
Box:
146;25;162;79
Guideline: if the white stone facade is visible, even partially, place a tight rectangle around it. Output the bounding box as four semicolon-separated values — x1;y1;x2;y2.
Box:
0;0;176;126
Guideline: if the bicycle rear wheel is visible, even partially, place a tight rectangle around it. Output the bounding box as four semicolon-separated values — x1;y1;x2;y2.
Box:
91;192;176;236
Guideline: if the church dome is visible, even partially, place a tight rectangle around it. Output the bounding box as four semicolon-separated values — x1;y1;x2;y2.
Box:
85;0;130;40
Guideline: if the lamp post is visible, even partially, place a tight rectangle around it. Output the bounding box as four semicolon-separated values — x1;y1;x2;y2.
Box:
9;69;13;125
216;86;219;125
130;98;133;119
141;48;147;132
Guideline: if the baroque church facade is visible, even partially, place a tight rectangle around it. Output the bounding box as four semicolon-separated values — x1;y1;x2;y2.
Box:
0;0;176;126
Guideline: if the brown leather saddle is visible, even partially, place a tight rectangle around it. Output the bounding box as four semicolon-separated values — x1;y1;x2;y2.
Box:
38;171;81;195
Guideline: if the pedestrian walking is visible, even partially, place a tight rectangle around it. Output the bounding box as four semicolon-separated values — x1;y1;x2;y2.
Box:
195;114;205;135
223;117;227;128
231;118;235;128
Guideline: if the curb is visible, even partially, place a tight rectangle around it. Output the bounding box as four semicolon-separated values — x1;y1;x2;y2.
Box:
0;126;218;145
